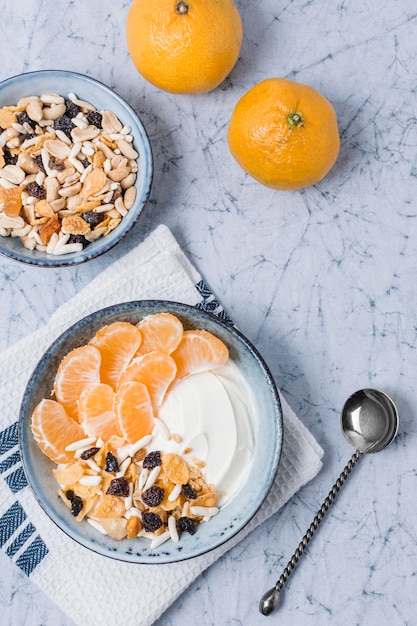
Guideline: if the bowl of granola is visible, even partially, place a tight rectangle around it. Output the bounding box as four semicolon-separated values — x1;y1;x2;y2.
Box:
19;300;283;563
0;70;153;266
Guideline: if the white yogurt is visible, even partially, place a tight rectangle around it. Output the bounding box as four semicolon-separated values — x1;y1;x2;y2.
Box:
153;360;256;506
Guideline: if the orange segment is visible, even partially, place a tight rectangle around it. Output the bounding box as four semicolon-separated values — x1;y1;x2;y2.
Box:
78;383;120;440
171;329;229;379
115;381;154;444
118;351;177;414
135;313;183;356
54;345;101;421
31;399;86;464
88;321;142;389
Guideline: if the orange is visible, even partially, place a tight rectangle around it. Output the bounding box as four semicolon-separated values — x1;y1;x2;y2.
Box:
227;78;340;191
135;313;183;356
53;345;101;421
118;351;177;414
88;321;142;389
171;329;229;378
126;0;243;95
31;399;86;464
114;381;155;444
78;383;120;441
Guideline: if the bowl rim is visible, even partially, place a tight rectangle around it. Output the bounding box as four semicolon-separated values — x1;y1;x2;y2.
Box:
19;300;283;564
0;69;153;267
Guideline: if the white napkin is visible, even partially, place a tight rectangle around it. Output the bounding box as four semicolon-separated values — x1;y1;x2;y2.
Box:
0;224;323;626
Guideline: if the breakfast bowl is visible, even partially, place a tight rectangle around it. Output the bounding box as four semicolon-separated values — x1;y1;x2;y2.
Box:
19;300;283;563
0;70;153;266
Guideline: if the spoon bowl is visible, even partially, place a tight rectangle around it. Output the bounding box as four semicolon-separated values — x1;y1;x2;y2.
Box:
260;387;399;616
341;388;398;453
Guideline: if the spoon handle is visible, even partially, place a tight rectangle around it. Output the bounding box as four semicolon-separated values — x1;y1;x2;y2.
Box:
259;450;363;616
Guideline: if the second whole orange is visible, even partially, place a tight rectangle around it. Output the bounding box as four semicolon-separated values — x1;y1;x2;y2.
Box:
126;0;243;95
227;78;340;191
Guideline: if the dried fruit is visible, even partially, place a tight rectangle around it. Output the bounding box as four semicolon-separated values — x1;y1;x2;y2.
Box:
141;511;163;532
79;447;100;460
105;451;120;473
107;476;130;497
54;114;75;138
82;211;106;228
177;516;196;535
27;181;47;199
70;495;84;517
3;148;17;166
142;450;162;470
16;111;35;128
65;489;75;501
182;484;197;500
141;485;164;508
86;110;102;128
65;100;80;118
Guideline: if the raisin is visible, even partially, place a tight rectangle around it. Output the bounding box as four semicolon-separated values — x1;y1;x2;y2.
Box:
67;234;88;247
27;181;46;199
80;447;100;460
3;149;17;166
106;476;129;497
65;489;75;501
65;100;80;119
177;517;196;535
142;451;162;470
80;157;90;168
82;211;105;228
105;451;119;473
33;154;45;173
141;485;164;508
54;114;75;139
86;111;102;128
19;132;37;144
142;512;163;533
16;111;35;129
70;496;83;517
181;484;197;500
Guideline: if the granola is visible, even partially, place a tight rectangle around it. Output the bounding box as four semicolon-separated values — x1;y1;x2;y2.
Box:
0;92;138;255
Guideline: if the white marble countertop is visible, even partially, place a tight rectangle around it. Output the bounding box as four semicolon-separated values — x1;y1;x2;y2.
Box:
1;1;416;625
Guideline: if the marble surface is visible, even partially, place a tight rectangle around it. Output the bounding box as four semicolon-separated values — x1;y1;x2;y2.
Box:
1;1;416;625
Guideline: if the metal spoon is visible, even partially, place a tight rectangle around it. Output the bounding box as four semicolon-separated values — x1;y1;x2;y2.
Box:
259;388;399;616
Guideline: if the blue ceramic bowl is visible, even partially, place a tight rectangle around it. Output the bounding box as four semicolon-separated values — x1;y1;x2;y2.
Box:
19;301;283;563
0;70;153;266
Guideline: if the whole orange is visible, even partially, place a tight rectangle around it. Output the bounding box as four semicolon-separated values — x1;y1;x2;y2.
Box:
227;78;340;191
126;0;243;95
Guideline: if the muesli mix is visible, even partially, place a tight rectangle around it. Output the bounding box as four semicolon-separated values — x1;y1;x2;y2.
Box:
0;92;138;255
57;432;219;549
